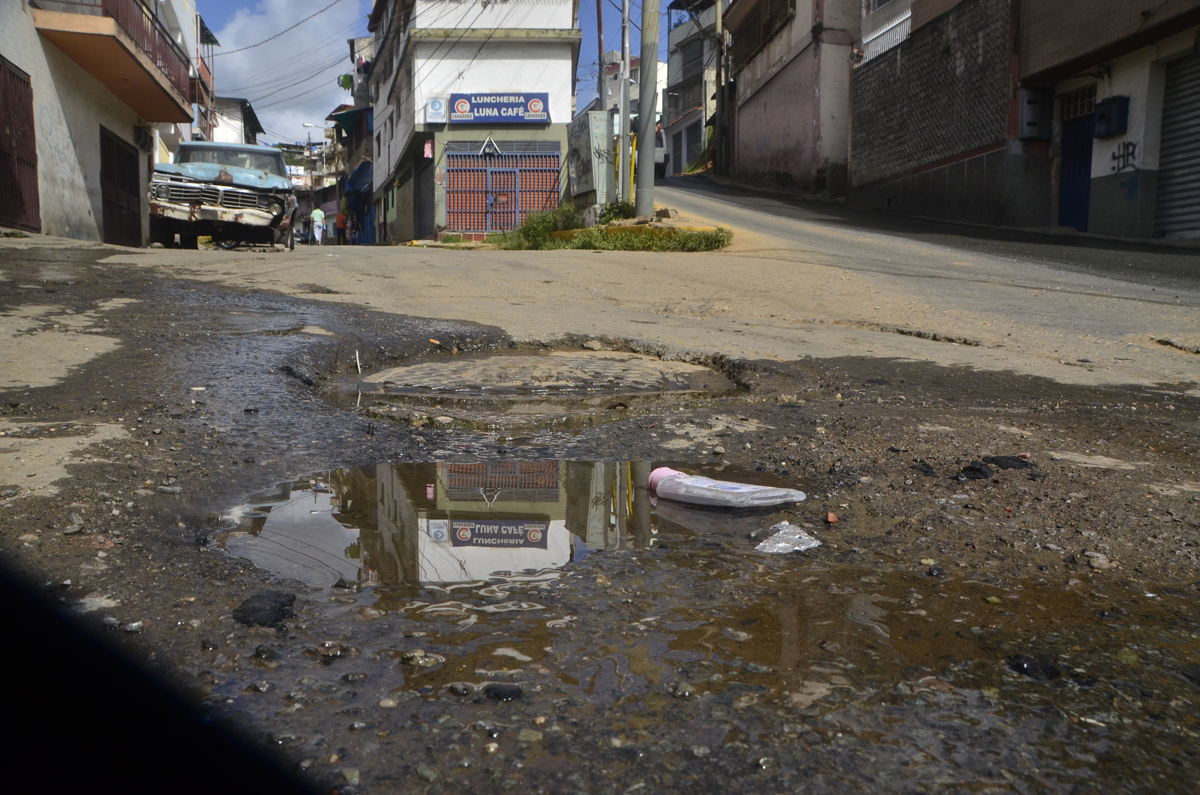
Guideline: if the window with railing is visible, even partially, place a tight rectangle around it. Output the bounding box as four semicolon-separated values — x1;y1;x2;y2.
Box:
34;0;191;98
731;0;794;73
681;40;704;80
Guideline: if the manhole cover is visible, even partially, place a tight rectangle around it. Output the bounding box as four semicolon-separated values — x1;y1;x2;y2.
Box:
361;351;728;397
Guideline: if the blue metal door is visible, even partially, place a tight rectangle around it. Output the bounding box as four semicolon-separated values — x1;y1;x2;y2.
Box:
1059;115;1094;232
487;169;518;232
446;150;559;233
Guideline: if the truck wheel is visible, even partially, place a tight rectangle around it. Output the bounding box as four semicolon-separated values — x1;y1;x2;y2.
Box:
180;233;199;250
286;222;295;251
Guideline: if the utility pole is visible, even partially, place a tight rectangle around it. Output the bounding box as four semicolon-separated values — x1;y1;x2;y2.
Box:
713;0;724;176
595;0;605;112
618;0;631;202
634;0;660;216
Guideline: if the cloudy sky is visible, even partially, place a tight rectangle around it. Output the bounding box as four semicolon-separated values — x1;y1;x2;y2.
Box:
199;0;672;144
205;0;370;144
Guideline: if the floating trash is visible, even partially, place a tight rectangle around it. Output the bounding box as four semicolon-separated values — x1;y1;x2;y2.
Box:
754;521;821;553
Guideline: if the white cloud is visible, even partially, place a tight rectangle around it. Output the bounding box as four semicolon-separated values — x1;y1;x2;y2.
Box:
210;0;369;144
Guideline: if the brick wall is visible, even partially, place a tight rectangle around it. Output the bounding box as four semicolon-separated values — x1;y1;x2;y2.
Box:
850;0;1009;187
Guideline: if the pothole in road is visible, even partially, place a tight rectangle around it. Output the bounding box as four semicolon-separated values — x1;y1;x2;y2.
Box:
216;459;773;589
341;350;735;431
211;460;1200;791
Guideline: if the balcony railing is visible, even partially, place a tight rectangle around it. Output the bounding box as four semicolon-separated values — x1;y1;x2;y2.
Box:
197;53;212;91
35;0;191;99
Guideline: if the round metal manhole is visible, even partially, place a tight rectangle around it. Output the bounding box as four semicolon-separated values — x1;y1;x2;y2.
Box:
360;351;731;397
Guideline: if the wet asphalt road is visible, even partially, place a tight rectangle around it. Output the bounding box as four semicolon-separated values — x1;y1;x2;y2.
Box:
1;234;1199;794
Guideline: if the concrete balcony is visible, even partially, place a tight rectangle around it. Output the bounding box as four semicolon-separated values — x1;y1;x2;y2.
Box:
32;0;193;122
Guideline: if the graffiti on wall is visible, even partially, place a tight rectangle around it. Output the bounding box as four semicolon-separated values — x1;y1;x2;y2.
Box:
1111;141;1138;172
1110;140;1140;202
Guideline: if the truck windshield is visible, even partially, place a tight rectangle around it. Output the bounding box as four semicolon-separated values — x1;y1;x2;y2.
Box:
177;147;286;177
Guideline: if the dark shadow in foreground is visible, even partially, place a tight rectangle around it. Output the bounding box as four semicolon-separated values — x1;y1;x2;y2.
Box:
0;563;319;795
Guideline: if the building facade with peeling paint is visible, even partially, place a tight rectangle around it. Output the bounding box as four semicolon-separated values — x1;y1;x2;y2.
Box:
367;0;581;241
0;0;211;245
725;0;861;193
847;0;1200;240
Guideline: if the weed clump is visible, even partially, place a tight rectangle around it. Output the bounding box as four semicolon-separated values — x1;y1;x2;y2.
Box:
598;200;637;224
490;204;581;249
487;202;730;252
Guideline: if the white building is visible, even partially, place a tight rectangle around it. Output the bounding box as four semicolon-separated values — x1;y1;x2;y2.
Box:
662;0;721;175
1;0;199;245
599;51;668;117
367;0;581;240
211;97;264;145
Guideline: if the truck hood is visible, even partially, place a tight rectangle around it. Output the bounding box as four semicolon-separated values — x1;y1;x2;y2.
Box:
154;162;292;191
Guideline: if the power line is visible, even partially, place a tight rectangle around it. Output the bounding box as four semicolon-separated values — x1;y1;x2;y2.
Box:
221;32;359;96
213;0;356;57
253;77;348;112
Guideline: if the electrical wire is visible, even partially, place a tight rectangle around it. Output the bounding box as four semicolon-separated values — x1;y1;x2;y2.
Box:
253;78;348;112
224;48;353;99
213;0;356;57
406;0;543;108
244;52;351;101
218;18;364;94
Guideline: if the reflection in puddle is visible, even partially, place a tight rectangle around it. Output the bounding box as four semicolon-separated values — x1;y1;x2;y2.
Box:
219;460;666;588
216;462;1200;792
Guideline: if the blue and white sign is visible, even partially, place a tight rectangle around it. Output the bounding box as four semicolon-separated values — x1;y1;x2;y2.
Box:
449;93;550;124
426;97;447;124
428;519;449;543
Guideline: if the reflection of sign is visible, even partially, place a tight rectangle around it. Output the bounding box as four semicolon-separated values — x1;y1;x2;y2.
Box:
426;97;447;124
448;93;551;124
450;520;549;549
429;519;449;543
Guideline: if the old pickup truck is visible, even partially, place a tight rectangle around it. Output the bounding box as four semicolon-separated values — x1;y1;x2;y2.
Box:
149;141;297;249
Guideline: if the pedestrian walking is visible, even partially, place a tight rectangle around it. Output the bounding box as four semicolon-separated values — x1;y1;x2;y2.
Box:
311;207;325;246
336;210;347;245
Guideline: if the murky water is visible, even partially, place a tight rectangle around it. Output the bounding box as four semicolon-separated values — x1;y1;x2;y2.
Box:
215;461;1200;792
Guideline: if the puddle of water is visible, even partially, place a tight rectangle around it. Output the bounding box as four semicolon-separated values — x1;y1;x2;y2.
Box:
215;461;1200;791
218;460;772;588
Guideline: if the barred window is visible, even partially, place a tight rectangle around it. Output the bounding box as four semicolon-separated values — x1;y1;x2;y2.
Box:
731;0;794;72
681;40;704;79
1059;84;1096;120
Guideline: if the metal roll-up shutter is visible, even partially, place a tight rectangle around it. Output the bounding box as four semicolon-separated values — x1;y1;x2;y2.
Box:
1154;50;1200;239
416;159;435;239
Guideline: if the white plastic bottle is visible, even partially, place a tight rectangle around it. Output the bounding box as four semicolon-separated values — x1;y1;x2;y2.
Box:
648;467;806;508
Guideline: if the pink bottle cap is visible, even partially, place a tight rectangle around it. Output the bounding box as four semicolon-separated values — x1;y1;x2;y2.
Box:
647;467;684;492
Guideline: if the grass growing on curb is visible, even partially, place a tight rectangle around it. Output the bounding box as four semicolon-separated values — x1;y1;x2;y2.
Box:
563;226;732;251
487;204;731;252
598;200;637;224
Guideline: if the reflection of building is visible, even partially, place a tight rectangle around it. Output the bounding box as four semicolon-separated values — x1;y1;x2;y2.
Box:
370;461;572;586
223;476;362;587
221;460;656;589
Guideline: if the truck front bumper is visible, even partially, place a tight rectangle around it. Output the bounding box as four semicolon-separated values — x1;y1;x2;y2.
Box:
150;200;278;228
